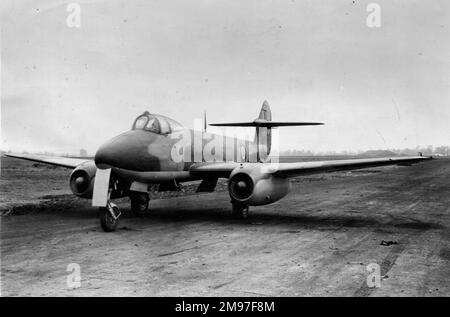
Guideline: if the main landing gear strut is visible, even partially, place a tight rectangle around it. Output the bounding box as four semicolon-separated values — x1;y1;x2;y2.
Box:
99;191;150;232
129;192;150;216
232;201;249;219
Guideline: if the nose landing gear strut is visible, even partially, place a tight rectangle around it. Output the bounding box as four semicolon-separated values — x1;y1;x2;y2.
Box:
99;189;122;232
99;201;121;232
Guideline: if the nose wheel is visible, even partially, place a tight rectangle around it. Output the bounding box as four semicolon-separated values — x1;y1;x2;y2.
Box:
100;201;121;232
232;201;249;219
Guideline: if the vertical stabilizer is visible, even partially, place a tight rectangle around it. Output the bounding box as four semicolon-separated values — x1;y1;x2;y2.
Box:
254;101;272;162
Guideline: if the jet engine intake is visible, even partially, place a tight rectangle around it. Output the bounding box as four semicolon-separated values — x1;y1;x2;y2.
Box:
69;161;97;198
228;165;291;206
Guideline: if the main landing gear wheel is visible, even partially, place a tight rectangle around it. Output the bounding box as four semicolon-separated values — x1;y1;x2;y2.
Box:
100;202;121;232
130;192;150;216
232;202;249;219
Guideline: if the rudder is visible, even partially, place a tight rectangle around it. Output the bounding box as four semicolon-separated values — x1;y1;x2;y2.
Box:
255;101;272;162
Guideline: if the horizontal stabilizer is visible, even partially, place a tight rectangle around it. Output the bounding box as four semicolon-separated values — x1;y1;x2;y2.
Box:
209;120;324;127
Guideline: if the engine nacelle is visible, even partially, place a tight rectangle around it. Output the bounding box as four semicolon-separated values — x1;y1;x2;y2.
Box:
69;161;97;198
228;165;291;206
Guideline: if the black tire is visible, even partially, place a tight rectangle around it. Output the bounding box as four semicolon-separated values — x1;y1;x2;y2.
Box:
100;206;119;232
130;192;149;216
232;202;249;219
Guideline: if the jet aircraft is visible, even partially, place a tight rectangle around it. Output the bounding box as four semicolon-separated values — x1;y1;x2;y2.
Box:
6;101;432;232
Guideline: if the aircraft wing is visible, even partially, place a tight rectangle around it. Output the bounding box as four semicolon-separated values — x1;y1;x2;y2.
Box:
269;156;431;177
4;153;91;169
189;156;432;178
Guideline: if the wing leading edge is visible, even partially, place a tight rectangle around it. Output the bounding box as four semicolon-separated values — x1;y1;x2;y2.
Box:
4;153;91;169
270;156;431;177
5;153;431;176
189;156;432;178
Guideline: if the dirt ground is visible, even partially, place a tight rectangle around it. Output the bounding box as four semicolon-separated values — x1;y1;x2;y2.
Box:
1;156;449;296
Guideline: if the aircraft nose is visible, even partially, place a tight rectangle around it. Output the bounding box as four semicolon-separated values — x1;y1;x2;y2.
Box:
94;130;158;171
95;131;140;169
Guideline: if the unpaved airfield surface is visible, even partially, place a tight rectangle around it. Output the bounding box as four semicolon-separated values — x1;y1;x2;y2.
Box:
1;156;449;296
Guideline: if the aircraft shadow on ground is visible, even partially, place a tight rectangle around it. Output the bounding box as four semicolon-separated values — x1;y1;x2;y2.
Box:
141;208;444;231
14;199;444;232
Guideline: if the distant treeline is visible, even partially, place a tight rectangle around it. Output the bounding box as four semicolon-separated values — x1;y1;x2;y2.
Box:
279;146;450;157
3;145;449;158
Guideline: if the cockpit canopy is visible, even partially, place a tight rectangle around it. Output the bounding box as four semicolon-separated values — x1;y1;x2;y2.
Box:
132;111;184;134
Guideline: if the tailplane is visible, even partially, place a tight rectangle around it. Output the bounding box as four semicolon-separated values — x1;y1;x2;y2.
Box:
209;100;323;161
209;100;322;127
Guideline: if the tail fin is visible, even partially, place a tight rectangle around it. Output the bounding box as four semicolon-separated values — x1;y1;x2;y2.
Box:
209;100;324;162
255;101;272;162
203;110;207;132
258;100;272;121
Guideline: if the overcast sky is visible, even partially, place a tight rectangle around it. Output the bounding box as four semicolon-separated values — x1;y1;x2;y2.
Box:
1;0;449;154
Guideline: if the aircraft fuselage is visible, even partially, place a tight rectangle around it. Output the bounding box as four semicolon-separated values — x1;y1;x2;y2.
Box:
95;128;267;184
